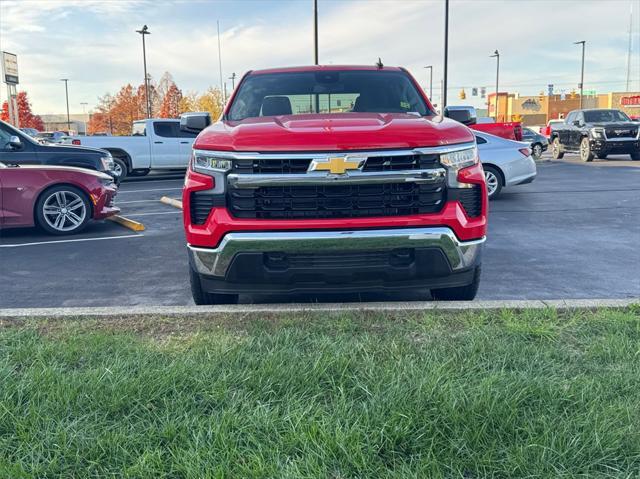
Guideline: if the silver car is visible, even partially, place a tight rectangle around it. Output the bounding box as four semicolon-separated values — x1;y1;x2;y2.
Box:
475;131;537;199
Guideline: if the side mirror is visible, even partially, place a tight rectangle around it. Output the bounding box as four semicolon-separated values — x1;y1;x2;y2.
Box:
443;106;477;126
7;135;22;149
180;112;211;133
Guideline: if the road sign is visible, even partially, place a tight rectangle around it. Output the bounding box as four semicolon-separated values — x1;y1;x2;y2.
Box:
472;87;478;96
480;87;486;99
2;52;19;84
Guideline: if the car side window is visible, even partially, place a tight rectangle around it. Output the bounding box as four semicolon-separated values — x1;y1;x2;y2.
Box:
132;122;146;136
576;112;584;125
0;125;12;149
153;122;180;138
178;128;198;138
565;112;576;125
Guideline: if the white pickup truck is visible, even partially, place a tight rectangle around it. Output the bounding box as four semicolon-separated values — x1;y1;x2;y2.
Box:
69;118;198;179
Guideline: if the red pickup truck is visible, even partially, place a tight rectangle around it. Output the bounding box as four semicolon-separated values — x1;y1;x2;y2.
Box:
181;65;487;304
444;106;523;141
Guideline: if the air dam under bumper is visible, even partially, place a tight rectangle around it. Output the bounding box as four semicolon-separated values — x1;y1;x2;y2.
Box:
188;227;484;294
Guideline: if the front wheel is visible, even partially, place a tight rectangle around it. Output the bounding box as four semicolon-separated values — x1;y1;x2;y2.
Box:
483;165;502;200
112;157;128;180
35;185;91;235
551;137;564;159
532;143;543;159
189;266;238;305
580;137;594;162
431;267;481;301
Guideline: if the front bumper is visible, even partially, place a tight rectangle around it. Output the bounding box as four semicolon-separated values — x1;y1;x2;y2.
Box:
590;138;640;154
188;227;484;293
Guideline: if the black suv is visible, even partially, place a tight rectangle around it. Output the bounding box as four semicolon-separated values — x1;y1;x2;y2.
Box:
0;120;116;177
550;109;640;161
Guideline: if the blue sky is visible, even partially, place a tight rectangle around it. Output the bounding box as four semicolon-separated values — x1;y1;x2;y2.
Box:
1;0;638;114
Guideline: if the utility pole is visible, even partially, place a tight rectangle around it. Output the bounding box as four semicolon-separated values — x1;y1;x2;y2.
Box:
574;40;585;108
313;0;319;64
442;0;449;108
217;20;224;102
136;25;152;118
60;78;70;131
626;3;633;91
490;50;500;120
424;65;433;101
229;72;236;91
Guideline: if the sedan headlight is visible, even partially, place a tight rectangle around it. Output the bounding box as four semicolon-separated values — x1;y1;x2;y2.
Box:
100;156;114;171
440;146;478;170
193;150;233;173
590;128;605;139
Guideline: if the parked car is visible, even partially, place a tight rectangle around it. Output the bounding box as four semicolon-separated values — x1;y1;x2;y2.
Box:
521;127;548;159
444;106;523;141
181;65;488;304
19;127;39;137
36;131;68;143
539;119;565;138
0;120;116;179
475;131;537;199
68;118;199;179
0;161;119;234
550;109;640;161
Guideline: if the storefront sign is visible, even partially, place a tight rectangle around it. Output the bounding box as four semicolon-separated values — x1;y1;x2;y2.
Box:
621;95;640;107
2;52;18;84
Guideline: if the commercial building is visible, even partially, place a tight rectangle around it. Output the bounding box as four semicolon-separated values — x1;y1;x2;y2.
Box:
39;113;90;135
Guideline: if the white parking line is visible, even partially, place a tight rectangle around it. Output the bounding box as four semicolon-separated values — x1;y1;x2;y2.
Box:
125;211;182;217
118;187;183;194
0;234;143;248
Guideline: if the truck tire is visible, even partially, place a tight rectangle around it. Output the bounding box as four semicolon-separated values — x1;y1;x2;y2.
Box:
579;137;594;162
431;267;481;301
631;151;640;161
129;169;150;177
551;137;564;159
112;157;128;180
483;165;502;200
189;266;238;305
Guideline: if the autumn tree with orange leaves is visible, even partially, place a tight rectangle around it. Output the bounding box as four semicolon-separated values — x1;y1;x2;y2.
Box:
159;84;183;118
1;91;44;130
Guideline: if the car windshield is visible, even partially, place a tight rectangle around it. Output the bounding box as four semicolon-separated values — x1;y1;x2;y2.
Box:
227;70;432;121
583;110;630;123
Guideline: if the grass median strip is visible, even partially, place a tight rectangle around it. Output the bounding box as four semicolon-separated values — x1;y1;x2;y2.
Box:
1;307;639;477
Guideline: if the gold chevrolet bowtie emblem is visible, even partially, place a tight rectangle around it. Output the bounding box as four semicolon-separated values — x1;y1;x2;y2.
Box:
309;156;365;175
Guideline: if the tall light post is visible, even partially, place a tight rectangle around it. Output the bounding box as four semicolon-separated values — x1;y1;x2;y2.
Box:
442;0;449;109
490;50;500;120
574;40;585;109
60;78;70;131
424;65;433;101
313;0;319;64
229;72;236;91
136;25;152;118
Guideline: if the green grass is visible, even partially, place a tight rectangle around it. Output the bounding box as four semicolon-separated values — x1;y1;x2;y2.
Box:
1;307;639;478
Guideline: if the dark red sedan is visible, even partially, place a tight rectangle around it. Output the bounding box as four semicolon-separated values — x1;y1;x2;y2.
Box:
0;162;119;235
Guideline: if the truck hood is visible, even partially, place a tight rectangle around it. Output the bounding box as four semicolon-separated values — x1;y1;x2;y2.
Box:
42;143;108;156
194;113;475;152
588;122;638;129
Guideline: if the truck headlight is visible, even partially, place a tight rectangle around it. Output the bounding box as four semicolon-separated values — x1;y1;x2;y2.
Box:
193;151;233;173
440;146;478;170
591;128;605;139
100;156;114;171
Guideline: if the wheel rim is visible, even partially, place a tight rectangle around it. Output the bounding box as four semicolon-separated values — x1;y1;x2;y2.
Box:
580;140;589;160
533;144;542;157
42;190;86;232
552;140;559;156
484;171;498;197
113;161;123;177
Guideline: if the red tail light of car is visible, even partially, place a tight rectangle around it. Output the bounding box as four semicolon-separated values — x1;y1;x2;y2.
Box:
518;147;531;157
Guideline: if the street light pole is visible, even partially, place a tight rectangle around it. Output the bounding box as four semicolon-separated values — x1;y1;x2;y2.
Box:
136;25;152;118
424;65;433;101
313;0;319;64
490;50;500;120
60;78;70;131
442;0;449;109
574;40;585;109
229;72;236;91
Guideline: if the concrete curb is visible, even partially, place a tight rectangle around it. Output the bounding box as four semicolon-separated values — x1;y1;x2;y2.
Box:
107;215;145;232
160;196;183;210
0;299;636;318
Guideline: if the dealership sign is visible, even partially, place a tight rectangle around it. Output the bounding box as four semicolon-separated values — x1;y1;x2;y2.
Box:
620;95;640;107
2;52;18;84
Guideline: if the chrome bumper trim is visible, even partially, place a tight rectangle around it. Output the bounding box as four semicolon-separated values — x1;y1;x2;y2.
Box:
188;227;485;277
228;168;446;188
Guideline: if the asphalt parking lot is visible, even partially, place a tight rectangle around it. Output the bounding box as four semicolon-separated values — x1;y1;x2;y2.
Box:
1;154;639;308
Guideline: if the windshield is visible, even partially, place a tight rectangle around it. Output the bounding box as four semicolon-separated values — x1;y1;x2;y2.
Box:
227;70;432;121
583;110;630;123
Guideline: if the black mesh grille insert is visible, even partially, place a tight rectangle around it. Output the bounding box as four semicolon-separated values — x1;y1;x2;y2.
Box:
228;182;445;220
605;127;638;139
457;186;482;218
